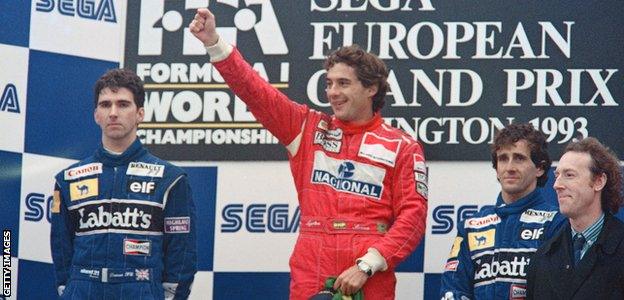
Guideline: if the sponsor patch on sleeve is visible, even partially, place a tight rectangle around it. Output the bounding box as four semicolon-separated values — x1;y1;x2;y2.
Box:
444;260;459;272
413;153;428;198
448;236;463;258
358;132;401;167
52;189;61;213
69;178;98;201
468;228;495;251
415;171;428;184
164;217;190;233
123;239;151;256
413;161;427;174
416;182;428;198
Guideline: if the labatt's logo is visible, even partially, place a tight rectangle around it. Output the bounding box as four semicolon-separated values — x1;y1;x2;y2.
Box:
78;206;152;230
475;256;529;281
474;253;531;286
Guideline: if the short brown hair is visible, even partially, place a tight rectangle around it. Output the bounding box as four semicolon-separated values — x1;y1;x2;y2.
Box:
491;123;551;186
563;137;623;214
324;45;389;113
94;69;145;108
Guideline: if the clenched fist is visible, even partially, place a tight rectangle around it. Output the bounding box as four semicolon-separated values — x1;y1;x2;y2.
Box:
189;8;219;47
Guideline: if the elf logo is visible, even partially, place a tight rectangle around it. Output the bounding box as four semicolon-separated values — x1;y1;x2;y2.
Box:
519;227;544;240
127;180;156;195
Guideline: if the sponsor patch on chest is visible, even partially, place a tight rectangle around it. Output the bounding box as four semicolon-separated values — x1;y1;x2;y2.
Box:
519;227;545;240
314;131;342;153
510;284;527;299
310;151;386;199
123;239;151;256
358;132;401;167
473;249;533;287
465;214;500;229
520;209;557;224
135;269;150;281
68;200;163;236
64;163;103;180
69;178;99;201
127;162;165;177
127;179;157;195
468;228;495;251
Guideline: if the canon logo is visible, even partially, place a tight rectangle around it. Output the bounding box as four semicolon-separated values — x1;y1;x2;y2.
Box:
64;163;103;180
68;166;99;177
466;214;500;229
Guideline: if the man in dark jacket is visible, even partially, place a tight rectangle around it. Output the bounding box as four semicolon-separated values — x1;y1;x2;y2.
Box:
527;137;624;299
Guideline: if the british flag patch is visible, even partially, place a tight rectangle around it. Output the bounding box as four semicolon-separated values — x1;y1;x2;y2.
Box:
135;269;150;281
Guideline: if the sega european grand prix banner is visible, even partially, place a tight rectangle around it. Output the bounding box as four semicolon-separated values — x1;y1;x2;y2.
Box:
123;0;623;161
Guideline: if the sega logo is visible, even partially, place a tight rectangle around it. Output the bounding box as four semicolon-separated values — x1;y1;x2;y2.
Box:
35;0;117;23
221;204;300;233
24;193;54;223
1;84;20;114
432;205;479;234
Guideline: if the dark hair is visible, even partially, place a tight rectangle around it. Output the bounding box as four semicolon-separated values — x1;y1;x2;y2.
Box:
563;137;623;213
93;69;145;108
324;44;389;113
491;123;551;186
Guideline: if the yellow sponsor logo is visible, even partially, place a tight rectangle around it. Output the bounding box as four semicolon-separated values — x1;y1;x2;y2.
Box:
449;236;463;258
332;221;346;230
69;178;98;201
51;190;61;213
468;229;495;251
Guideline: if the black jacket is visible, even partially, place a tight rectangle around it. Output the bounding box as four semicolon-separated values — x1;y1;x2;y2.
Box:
527;213;624;299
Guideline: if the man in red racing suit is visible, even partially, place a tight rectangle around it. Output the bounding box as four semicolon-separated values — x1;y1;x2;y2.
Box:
190;8;427;299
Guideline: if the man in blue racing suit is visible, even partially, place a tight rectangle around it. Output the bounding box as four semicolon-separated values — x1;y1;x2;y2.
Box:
440;123;566;299
50;69;197;299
